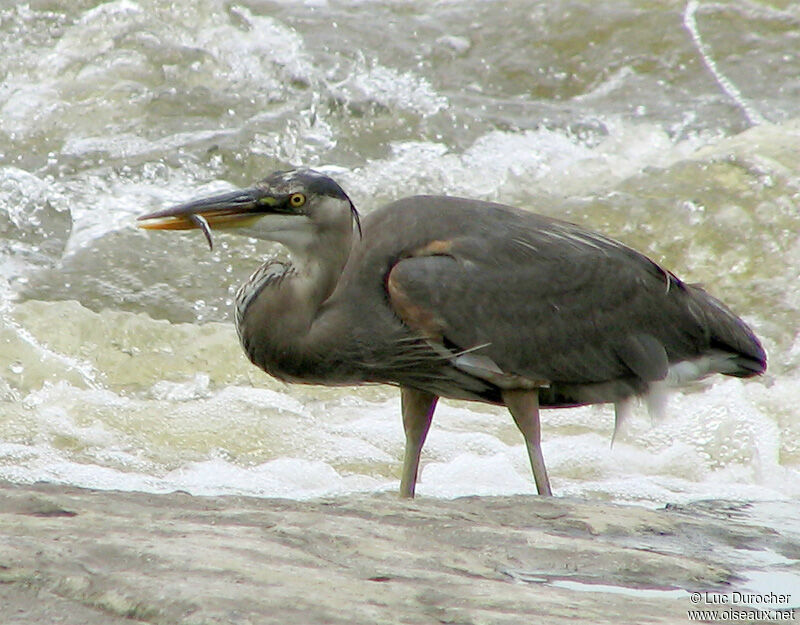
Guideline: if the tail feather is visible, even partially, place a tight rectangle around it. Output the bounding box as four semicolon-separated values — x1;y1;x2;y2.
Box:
685;284;766;378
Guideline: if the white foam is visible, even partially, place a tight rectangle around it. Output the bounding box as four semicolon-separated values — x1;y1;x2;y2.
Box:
149;373;211;401
328;57;447;117
683;0;767;126
164;457;388;499
419;453;537;498
0;364;796;505
350;120;705;203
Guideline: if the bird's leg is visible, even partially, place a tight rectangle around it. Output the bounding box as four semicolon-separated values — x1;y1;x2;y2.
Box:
399;386;438;498
502;389;553;496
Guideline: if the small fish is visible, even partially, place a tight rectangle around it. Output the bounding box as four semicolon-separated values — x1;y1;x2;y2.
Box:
189;213;214;250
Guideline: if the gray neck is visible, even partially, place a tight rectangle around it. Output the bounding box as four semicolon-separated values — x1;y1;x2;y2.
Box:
234;224;355;382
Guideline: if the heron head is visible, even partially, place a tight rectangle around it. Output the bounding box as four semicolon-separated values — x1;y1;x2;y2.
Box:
137;168;361;252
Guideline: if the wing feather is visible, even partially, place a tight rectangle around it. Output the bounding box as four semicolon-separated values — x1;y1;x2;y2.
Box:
386;225;700;386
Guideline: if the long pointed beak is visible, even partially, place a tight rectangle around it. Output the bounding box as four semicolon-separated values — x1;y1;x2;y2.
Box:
137;188;273;250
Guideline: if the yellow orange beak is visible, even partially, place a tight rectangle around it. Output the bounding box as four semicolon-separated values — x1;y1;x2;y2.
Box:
138;188;276;249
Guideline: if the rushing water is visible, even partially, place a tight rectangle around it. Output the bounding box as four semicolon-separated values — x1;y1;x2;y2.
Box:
0;0;798;505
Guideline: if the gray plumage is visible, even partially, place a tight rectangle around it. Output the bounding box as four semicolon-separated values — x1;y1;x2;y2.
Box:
139;168;767;497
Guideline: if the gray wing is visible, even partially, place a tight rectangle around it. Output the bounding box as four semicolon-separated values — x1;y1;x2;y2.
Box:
385;222;720;389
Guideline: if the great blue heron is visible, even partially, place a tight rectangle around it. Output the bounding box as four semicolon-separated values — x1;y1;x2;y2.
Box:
138;168;766;497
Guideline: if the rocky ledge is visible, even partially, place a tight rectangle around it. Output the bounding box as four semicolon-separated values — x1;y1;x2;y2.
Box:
0;481;796;624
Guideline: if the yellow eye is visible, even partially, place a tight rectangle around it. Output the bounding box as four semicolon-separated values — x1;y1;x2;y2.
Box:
289;193;306;208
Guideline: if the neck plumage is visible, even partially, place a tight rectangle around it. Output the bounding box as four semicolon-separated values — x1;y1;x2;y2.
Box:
234;227;354;383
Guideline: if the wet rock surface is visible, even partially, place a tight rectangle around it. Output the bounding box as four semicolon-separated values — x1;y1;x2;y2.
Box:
0;481;794;624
